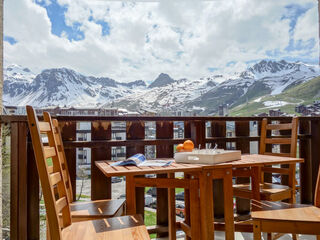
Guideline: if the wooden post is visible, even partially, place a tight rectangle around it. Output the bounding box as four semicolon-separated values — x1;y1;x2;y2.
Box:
311;120;320;202
235;121;250;215
126;121;145;217
59;121;77;200
27;141;39;240
10;122;28;240
211;121;226;218
156;121;173;238
190;120;206;149
211;120;226;149
299;120;312;204
91;121;112;200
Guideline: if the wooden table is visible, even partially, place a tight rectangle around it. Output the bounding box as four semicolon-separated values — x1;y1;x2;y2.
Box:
95;161;207;240
96;154;304;240
199;154;304;240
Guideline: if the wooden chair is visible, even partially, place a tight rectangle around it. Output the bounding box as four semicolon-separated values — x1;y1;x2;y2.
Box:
252;163;320;240
50;118;125;221
233;117;299;203
26;106;150;240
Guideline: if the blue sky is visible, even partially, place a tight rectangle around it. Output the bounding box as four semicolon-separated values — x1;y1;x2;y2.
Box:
4;0;319;82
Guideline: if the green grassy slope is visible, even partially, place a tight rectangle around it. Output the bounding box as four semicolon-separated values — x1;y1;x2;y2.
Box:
230;76;320;116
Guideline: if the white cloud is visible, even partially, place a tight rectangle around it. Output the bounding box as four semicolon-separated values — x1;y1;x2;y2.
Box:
4;0;318;83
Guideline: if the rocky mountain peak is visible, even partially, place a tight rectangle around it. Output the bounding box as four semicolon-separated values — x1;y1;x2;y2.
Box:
248;60;297;75
148;73;175;88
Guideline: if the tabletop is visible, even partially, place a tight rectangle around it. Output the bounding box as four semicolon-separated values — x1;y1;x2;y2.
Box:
202;154;304;169
95;154;304;177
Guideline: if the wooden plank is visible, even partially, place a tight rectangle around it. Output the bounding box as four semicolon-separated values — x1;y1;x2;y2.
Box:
10;122;29;240
125;175;136;215
168;173;176;240
266;123;292;130
211;121;226;148
261;167;290;175
3;114;320;124
299;120;312;204
95;161;202;176
211;120;226;218
199;171;214;240
311;120;320;202
155;121;173;238
56;197;68;213
184;121;191;139
38;121;51;132
64;148;76;200
223;168;235;240
279;119;293;187
235;121;250;215
91;121;112;200
265;138;291;144
184;174;191;240
259;119;272;183
27;143;40;240
50;172;62;186
18;123;28;240
63;138;189;148
189;178;201;240
43;146;56;159
126;121;145;219
133;177;189;188
91;121;111;140
59;121;77;199
190;120;206;149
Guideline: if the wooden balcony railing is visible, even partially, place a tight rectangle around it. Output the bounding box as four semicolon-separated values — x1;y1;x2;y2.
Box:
1;115;320;240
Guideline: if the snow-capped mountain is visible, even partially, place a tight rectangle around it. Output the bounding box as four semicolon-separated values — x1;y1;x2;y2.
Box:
3;60;319;115
4;65;146;107
186;60;318;114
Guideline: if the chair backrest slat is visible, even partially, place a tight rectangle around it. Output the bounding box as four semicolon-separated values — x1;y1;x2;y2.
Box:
259;117;298;158
50;172;63;186
43;146;57;159
27;106;72;240
52;119;74;202
39;121;52;133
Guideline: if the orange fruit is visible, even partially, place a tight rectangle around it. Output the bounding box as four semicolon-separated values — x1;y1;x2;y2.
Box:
183;140;194;152
176;144;184;152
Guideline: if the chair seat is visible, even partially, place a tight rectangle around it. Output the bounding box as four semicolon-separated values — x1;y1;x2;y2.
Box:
69;199;125;221
62;215;150;240
251;200;320;223
233;182;292;201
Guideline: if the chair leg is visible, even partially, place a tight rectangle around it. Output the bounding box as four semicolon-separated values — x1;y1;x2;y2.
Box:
292;234;298;240
316;236;320;240
253;220;262;240
267;233;272;240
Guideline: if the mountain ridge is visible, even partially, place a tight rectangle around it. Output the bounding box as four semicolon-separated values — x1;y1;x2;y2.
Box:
3;60;319;115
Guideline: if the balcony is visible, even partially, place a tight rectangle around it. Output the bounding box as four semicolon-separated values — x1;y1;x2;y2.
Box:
1;114;320;239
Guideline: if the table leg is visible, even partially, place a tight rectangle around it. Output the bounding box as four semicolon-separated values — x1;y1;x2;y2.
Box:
223;168;235;240
184;174;191;240
168;173;176;240
251;167;261;212
200;171;214;240
126;175;136;215
190;177;201;240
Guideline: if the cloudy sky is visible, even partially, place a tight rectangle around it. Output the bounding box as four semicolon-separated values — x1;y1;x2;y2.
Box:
4;0;319;83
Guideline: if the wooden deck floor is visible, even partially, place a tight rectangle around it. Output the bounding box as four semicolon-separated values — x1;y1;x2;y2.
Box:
156;232;317;239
